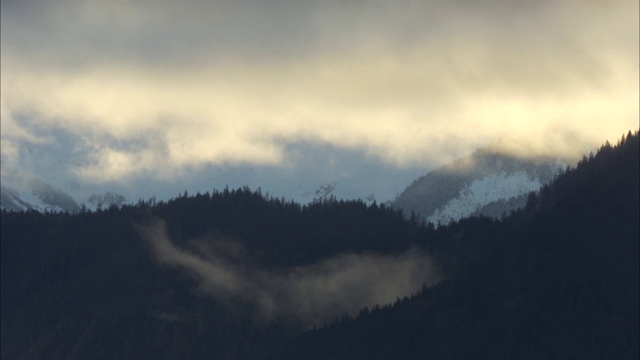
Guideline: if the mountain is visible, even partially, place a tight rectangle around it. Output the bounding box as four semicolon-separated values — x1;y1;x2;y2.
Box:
1;131;637;359
0;174;130;213
302;182;338;202
393;149;566;225
1;186;437;359
0;177;80;213
86;191;128;209
0;186;34;212
279;131;639;359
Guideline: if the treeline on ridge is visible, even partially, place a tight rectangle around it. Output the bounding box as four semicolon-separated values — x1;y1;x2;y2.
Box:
1;130;638;359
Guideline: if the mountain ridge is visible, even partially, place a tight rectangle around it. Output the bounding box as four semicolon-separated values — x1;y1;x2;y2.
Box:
393;149;566;225
0;176;129;213
279;130;639;359
1;131;637;359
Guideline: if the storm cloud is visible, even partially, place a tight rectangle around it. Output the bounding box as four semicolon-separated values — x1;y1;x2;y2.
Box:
137;220;440;325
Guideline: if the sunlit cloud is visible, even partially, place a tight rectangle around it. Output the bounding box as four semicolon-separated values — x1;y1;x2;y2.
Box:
1;0;637;183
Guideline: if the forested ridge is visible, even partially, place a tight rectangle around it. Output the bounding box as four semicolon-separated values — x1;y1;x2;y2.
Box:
1;131;638;359
279;131;639;359
1;178;439;359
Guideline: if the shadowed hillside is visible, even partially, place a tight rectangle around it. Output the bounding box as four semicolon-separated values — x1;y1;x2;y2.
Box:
279;131;639;359
1;186;441;359
1;131;637;360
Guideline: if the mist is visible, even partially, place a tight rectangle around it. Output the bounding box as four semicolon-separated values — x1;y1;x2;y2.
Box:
137;220;441;326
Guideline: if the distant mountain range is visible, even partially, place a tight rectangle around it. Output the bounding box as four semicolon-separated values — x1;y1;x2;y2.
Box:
393;149;566;225
0;175;126;213
0;175;351;214
3;146;566;225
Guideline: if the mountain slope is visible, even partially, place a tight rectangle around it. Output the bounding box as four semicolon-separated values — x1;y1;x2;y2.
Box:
2;132;636;359
279;131;639;359
0;186;35;212
0;179;80;213
1;187;438;359
0;176;129;213
393;149;565;225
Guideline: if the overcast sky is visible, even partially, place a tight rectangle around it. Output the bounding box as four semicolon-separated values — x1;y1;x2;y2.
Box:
1;0;638;202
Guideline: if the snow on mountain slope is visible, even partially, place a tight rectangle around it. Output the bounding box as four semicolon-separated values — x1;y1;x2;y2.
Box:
0;166;136;213
393;149;566;226
0;184;77;213
0;174;80;213
426;171;542;225
0;186;35;212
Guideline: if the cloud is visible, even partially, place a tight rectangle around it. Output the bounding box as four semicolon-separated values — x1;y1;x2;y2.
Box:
137;220;440;325
0;101;58;183
1;0;637;182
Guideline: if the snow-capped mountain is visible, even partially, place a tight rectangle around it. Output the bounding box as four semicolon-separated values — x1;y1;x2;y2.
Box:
0;173;127;213
0;186;37;212
0;179;80;213
393;149;566;226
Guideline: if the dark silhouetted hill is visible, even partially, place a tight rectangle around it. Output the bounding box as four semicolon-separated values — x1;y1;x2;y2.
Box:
1;131;637;360
278;131;639;359
1;187;437;359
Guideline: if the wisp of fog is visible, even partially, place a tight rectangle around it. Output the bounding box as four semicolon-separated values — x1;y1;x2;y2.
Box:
137;220;441;326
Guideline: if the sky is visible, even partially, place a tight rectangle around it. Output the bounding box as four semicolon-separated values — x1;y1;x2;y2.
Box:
1;0;638;204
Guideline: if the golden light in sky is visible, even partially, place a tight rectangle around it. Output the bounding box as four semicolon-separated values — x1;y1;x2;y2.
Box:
1;0;637;192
